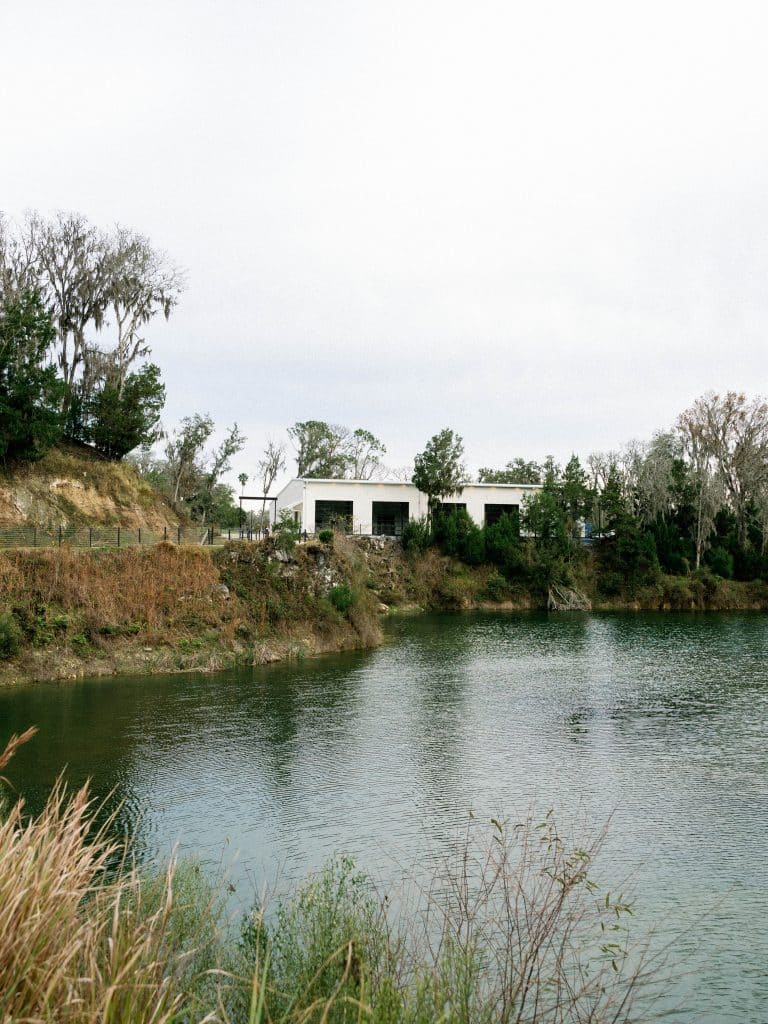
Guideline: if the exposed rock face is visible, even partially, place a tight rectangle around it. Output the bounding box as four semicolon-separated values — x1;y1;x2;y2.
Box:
0;447;178;531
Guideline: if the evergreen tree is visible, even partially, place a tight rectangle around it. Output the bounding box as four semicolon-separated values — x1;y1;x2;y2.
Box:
0;290;65;462
86;363;165;459
412;428;467;514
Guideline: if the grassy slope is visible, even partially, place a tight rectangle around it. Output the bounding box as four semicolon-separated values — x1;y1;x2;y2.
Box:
1;533;767;686
0;443;179;531
0;534;383;685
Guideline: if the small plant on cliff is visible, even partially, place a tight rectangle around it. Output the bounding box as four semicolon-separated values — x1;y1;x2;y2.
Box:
401;515;432;553
0;613;21;660
273;510;301;555
328;583;354;614
318;528;334;544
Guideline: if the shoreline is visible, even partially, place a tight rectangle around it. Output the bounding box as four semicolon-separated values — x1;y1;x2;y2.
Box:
2;539;767;688
3;599;767;689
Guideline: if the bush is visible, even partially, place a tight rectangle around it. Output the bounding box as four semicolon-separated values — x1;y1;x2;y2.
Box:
482;571;510;602
70;631;90;655
328;583;354;614
273;510;301;555
485;513;524;577
318;528;334;544
0;612;22;660
434;509;485;566
401;516;432;553
707;545;734;579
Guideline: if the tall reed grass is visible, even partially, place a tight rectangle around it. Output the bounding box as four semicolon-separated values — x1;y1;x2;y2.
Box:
0;729;658;1023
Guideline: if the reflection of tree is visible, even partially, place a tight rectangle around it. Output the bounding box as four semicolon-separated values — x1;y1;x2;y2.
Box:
400;614;475;817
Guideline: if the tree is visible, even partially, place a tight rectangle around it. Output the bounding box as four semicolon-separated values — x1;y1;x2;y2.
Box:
522;489;568;552
158;415;245;521
194;423;246;523
257;438;286;531
164;414;215;507
560;455;594;538
348;428;386;479
678;392;768;549
0;290;65;462
412;429;467;515
238;472;248;494
478;459;542;484
288;420;352;478
0;211;184;414
85;363;165;459
102;227;184;388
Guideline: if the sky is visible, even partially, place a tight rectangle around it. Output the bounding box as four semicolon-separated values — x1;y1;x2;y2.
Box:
2;0;768;488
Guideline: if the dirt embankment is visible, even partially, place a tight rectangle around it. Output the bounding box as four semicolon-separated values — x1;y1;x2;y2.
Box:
2;533;767;686
0;534;384;686
0;444;179;532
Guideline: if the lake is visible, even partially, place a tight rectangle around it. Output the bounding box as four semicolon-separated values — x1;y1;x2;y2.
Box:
1;611;767;1022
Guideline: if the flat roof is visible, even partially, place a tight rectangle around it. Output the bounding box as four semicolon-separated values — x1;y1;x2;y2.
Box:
292;478;542;489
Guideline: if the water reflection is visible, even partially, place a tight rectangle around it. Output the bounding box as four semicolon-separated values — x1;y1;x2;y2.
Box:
1;611;767;1022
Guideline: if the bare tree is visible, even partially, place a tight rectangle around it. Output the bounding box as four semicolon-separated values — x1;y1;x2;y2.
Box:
0;211;184;410
164;414;215;507
257;438;286;530
347;428;386;479
33;212;111;399
103;227;184;387
678;391;768;548
633;432;679;525
676;403;725;567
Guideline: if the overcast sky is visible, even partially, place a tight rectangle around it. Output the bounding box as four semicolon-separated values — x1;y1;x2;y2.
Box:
2;0;768;486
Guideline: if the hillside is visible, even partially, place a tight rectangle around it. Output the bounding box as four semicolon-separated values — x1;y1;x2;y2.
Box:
0;444;179;532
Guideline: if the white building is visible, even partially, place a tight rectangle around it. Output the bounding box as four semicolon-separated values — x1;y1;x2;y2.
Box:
273;478;541;536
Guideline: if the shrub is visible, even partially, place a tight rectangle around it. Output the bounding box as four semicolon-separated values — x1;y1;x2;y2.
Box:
660;576;694;610
328;583;354;614
485;513;524;577
434;509;486;566
273;510;302;555
0;612;22;660
318;528;334;544
401;516;432;553
482;571;510;602
707;546;734;579
70;631;90;655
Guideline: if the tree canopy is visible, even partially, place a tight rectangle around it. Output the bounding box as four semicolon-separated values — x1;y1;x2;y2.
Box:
0;290;65;462
412;428;467;512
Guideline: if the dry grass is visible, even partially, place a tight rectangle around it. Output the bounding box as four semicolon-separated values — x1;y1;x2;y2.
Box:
0;729;196;1024
0;545;222;633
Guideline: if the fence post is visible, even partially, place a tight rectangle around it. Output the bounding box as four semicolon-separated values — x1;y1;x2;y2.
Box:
138;527;142;545
117;526;120;549
58;525;62;547
164;526;167;542
177;526;181;545
89;527;92;548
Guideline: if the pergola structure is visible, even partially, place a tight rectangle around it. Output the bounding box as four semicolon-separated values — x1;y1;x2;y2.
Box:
238;495;278;537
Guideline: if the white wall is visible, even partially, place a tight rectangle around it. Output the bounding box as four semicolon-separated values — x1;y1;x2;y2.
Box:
274;479;541;534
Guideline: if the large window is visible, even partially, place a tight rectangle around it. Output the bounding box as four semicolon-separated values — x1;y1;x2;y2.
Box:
314;500;353;532
372;501;409;536
484;504;520;531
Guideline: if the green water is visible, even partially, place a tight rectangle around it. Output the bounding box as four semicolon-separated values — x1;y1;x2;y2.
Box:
1;612;767;1021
